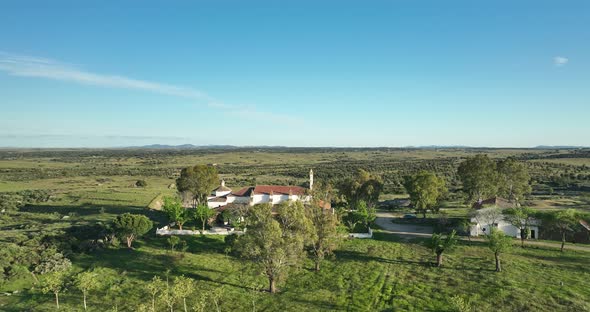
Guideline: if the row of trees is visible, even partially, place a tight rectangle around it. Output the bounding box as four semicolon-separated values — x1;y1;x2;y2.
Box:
427;228;512;272
162;197;216;232
458;155;531;203
402;155;532;218
40;268;223;312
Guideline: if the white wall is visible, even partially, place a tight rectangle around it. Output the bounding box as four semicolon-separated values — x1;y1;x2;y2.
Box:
470;220;539;239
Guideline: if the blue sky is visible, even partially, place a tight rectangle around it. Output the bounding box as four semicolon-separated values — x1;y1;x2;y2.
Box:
1;0;589;147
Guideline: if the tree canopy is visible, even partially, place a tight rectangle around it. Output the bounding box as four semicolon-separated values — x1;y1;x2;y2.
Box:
504;207;535;247
162;196;189;230
338;169;383;208
236;203;311;293
113;213;153;248
486;228;512;272
176;165;219;208
457;154;498;202
426;230;458;267
192;204;216;233
549;209;580;252
403;170;447;218
497;157;531;203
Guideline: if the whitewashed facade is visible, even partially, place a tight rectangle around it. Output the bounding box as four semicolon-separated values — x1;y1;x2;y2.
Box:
206;170;313;209
470;208;539;239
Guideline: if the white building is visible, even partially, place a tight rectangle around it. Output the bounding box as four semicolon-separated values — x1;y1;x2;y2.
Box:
207;170;314;209
470;207;540;239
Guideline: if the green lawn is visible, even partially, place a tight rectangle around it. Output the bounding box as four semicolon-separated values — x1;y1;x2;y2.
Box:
1;231;589;311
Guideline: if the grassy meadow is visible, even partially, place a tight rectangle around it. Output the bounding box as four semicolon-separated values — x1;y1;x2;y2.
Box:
1;147;590;311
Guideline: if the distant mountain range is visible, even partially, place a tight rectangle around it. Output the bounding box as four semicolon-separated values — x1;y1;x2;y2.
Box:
129;144;588;150
132;144;238;149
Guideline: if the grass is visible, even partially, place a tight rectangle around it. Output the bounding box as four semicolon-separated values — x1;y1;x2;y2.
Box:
2;148;590;311
2;231;589;311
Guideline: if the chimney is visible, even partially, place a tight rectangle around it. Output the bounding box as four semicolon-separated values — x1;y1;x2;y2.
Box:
309;169;314;191
221;180;226;187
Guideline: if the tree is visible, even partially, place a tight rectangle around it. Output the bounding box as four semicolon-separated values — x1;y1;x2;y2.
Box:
338;169;383;208
34;250;72;274
457;155;498;202
113;213;153;248
426;230;458;267
486;228;512;272
192;204;216;233
172;275;194;312
176;165;219;208
497;158;531;203
136;180;148;187
167;236;181;251
403;171;447;218
551;209;579;252
146;276;165;312
162;197;189;230
349;200;376;230
306;202;341;271
236;204;310;293
74;270;100;311
504;207;535;247
42;270;68;310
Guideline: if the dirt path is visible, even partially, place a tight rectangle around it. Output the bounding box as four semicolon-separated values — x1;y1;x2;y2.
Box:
375;211;590;252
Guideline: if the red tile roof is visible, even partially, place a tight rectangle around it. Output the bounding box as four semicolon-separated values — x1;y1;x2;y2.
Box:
472;197;515;209
231;187;254;197
253;185;307;196
208;196;228;203
230;185;307;197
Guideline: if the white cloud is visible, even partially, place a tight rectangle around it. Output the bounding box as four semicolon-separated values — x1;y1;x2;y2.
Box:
553;56;569;67
0;52;214;101
0;52;300;123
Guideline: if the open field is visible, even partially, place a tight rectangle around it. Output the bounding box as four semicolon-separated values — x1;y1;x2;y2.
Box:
2;231;589;311
1;148;590;311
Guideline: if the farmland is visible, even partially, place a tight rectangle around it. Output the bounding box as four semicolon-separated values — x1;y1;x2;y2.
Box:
1;147;590;311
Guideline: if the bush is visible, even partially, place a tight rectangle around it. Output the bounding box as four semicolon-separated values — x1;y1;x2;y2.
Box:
136;180;148;187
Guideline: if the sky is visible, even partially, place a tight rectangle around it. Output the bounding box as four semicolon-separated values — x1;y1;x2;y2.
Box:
0;0;589;148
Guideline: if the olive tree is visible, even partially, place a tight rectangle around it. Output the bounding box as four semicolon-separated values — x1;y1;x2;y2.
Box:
146;276;165;312
74;270;100;311
504;207;535;247
551;209;579;252
487;228;512;272
41;270;68;310
172;275;194;312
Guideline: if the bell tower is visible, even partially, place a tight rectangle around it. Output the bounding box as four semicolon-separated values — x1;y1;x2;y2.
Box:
309;169;314;191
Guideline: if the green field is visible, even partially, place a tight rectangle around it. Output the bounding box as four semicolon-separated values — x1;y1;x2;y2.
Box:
1;148;590;311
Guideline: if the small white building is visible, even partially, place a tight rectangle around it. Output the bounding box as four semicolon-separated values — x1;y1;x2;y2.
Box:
206;170;314;209
470;207;540;239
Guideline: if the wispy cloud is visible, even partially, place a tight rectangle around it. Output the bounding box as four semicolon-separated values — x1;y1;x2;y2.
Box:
553;56;569;67
0;52;300;123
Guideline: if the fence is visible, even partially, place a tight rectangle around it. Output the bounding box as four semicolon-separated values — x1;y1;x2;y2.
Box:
156;225;243;236
348;227;373;239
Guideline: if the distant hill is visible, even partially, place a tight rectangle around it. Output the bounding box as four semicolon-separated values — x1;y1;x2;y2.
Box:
534;145;588;149
133;144;237;149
